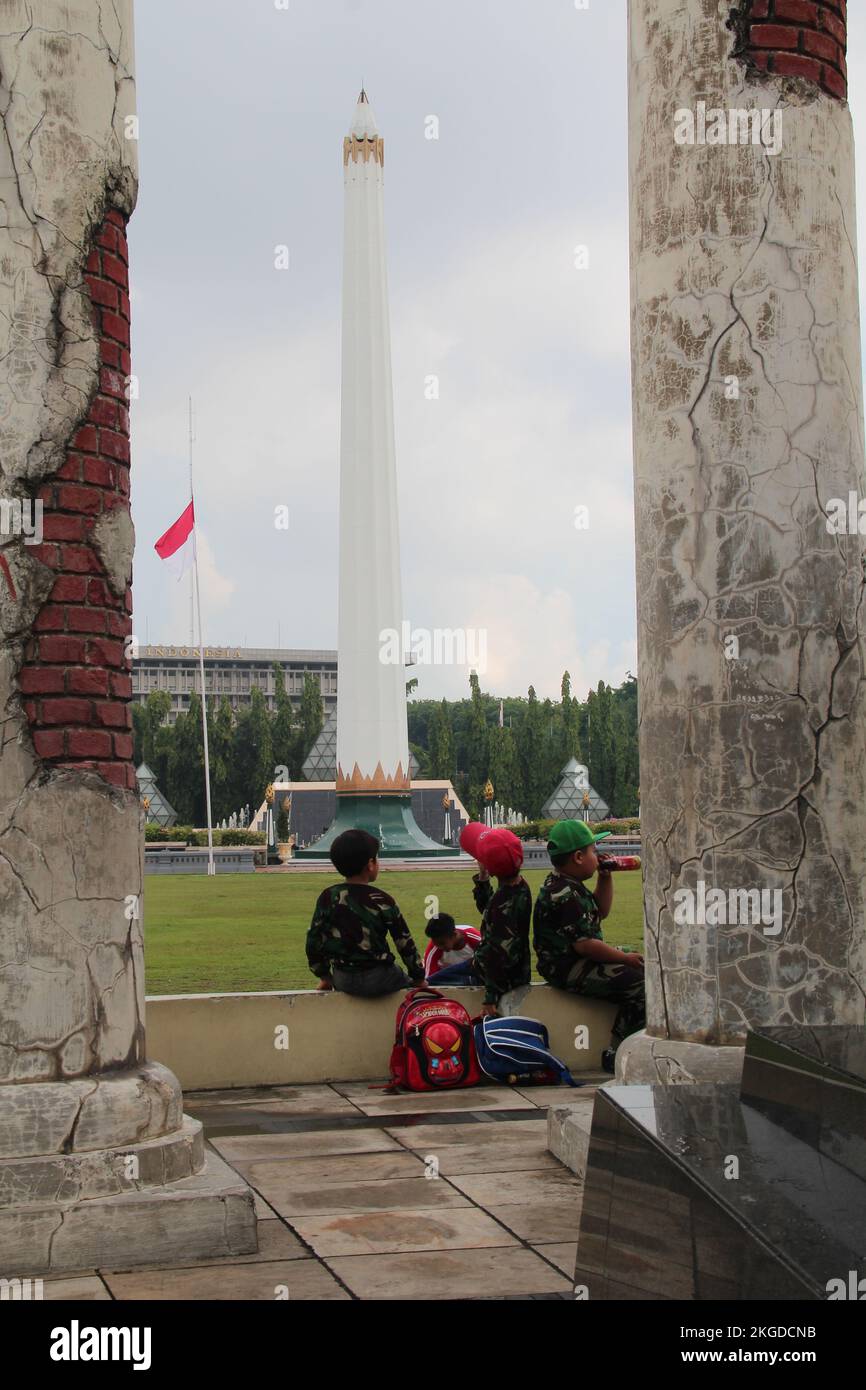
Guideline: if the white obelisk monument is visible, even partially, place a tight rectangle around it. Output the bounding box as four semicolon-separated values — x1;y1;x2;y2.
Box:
300;91;452;857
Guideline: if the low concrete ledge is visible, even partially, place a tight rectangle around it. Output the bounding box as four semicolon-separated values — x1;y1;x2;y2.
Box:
146;984;617;1090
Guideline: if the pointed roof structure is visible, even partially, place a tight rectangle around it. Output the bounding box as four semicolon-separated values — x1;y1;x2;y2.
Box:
302;708;419;782
350;87;378;138
541;757;610;822
136;762;178;827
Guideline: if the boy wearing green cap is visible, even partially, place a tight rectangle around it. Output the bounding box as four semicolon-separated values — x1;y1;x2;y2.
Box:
533;819;645;1073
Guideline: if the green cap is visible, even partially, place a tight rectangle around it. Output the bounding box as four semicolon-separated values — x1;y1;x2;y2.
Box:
546;819;611;857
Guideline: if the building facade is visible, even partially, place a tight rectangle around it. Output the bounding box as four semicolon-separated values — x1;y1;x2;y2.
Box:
132;646;337;723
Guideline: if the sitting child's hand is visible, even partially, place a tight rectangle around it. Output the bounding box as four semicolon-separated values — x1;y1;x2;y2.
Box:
623;952;644;970
480;1002;499;1018
316;978;334;991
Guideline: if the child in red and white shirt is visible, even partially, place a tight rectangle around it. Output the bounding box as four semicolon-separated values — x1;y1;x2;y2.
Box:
424;913;482;984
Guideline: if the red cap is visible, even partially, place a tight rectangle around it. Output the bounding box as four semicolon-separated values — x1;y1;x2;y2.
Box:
459;822;488;857
476;827;524;878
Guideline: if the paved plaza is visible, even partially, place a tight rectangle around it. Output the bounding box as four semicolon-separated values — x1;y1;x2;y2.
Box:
30;1080;602;1301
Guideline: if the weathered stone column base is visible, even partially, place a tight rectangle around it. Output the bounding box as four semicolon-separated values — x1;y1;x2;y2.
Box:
0;1115;205;1207
0;1147;256;1278
615;1030;745;1086
0;1061;257;1276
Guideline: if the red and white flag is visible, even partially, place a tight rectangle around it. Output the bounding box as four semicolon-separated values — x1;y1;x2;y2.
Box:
154;500;195;579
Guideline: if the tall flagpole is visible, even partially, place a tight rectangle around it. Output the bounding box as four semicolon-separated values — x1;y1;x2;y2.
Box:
189;397;215;876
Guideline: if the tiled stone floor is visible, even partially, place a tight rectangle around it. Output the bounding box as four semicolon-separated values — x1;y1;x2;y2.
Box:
36;1079;601;1301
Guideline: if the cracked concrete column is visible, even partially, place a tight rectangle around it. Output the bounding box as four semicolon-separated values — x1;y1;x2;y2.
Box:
620;0;866;1084
0;1;255;1273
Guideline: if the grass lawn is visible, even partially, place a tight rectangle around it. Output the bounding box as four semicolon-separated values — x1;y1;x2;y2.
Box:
144;868;646;995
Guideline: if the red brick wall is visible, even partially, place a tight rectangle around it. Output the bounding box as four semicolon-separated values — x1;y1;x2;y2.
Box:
18;209;136;791
736;1;847;100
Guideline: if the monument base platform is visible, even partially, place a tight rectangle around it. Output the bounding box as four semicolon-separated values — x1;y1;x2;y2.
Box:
0;1063;258;1277
296;792;458;858
573;1026;866;1300
1;1147;257;1278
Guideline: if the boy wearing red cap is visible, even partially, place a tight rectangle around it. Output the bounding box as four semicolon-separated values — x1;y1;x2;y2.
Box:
533;819;645;1073
466;826;532;1018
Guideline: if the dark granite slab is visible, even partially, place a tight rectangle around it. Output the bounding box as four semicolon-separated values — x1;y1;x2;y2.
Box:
574;1072;866;1300
742;1027;866;1182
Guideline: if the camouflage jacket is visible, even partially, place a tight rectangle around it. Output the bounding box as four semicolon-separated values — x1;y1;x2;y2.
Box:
472;874;532;1006
532;872;602;987
306;883;425;981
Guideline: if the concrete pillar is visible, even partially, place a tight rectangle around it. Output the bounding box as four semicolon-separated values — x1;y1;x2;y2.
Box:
621;0;866;1083
0;1;255;1272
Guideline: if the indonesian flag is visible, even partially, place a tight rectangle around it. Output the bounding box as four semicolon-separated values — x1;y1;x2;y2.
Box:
154;500;195;579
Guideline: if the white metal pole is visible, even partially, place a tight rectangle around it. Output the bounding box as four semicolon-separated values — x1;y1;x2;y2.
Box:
189;397;215;876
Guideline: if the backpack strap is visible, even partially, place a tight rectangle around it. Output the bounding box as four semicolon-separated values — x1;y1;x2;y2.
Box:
404;986;444;1004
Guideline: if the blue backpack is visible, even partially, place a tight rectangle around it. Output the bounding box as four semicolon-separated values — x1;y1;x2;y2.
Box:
473;1016;582;1088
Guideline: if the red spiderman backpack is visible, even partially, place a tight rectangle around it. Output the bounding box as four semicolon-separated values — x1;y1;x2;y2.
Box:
388;987;481;1091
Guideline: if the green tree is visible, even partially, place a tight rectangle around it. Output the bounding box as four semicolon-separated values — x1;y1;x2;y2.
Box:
517;685;546;816
271;664;295;780
428;699;455;779
466;671;489;815
611;674;639;815
294;673;324;777
488;723;521;815
210;696;234;821
409;740;431;778
134;690;171;770
560;670;581;764
167;694;205;825
587;680;615;809
132;703;147;768
230;687;274;810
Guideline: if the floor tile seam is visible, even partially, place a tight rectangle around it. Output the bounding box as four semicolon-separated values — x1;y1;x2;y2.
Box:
308;1227;522;1261
326;1083;373;1118
449;1170;583;1202
378;1126;494;1214
203;1138;355;1287
265;1197;478;1219
225;1143;427;1182
278;1216;361;1300
99;1254;311;1278
317;1243;573;1298
49;1272;117;1298
443;1162;566;1179
197;1106;547;1137
467;1192;584;1272
245;1165;493;1200
526;1241;579;1282
383;1132;579;1262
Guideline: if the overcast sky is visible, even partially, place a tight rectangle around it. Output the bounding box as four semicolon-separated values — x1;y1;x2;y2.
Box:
128;1;866;702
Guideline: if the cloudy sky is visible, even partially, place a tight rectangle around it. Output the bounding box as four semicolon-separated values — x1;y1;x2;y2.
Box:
128;1;866;702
